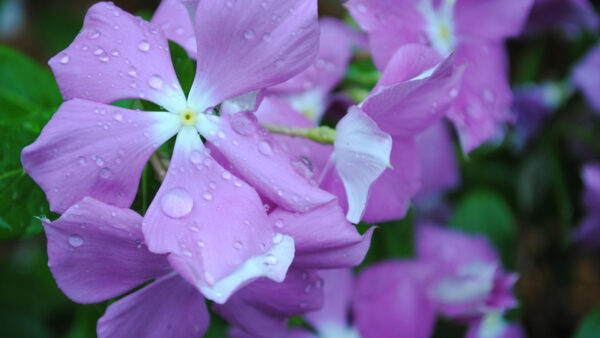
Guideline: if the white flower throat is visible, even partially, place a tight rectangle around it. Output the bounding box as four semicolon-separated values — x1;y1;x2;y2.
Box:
419;0;457;56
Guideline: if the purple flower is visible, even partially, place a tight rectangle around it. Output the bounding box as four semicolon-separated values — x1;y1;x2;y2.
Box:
42;198;209;337
21;0;339;303
572;44;600;113
346;0;534;152
576;164;600;248
524;0;599;38
213;202;374;337
417;223;518;321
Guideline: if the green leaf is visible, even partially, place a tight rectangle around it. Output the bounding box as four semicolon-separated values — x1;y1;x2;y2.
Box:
0;44;62;238
574;307;600;338
450;189;517;268
169;40;196;96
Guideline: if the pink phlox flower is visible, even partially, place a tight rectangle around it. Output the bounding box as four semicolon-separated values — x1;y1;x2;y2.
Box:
346;0;535;152
22;0;338;303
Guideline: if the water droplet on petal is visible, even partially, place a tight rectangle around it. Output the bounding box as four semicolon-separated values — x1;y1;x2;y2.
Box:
78;156;86;165
258;140;272;156
221;171;232;180
68;234;84;247
138;40;150;52
244;29;255;40
204;272;216;285
59;54;70;64
233;240;243;250
274;218;284;228
161;188;194;218
148;75;163;90
230;113;257;135
87;30;100;40
264;254;278;265
189;150;203;164
291;156;314;178
100;168;111;179
202;192;212;201
304;284;312;293
448;88;458;98
262;33;272;43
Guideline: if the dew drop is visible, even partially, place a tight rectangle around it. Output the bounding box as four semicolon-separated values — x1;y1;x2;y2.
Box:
448;88;459;98
93;48;104;56
356;3;367;13
148;75;164;90
304;284;312;293
68;234;84;247
258;140;273;156
138;40;150;52
204;272;216;285
233;240;243;250
221;171;232;180
160;188;194;218
189;150;203;164
96;157;104;166
264;254;278;265
230;112;257;135
100;168;111;179
78;156;86;165
113;113;123;121
274;218;284;229
262;33;272;43
244;29;255;40
87;30;100;40
291;156;314;178
59;54;70;64
202;192;212;201
272;233;283;244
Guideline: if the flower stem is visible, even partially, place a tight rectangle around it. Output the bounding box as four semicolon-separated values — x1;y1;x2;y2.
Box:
262;124;337;145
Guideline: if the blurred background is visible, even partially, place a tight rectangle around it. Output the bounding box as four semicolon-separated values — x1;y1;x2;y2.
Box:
1;0;600;337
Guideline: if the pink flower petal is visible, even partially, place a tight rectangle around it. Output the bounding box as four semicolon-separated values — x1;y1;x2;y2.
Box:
97;273;209;338
333;106;392;223
42;198;171;304
455;0;534;41
304;269;354;332
345;0;425;69
142;127;294;303
49;2;186;112
205;112;335;213
21;99;179;213
151;0;197;58
375;44;443;90
213;269;325;337
447;41;513;152
361;52;463;139
187;0;319;110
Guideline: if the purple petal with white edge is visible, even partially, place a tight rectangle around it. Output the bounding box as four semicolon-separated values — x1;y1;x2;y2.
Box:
345;0;425;70
455;0;534;41
447;41;513;152
49;2;186;112
42;197;171;304
97;273;209;338
572;44;600;113
187;0;319;111
417;223;518;318
374;44;443;91
254;96;332;180
361;138;421;223
203;111;335;213
151;0;197;58
361;52;462;139
220;90;265;117
143;127;294;304
21;99;179;213
333;106;392;223
213;269;324;338
353;261;439;338
268;17;356;95
304;269;354;333
415;121;460;199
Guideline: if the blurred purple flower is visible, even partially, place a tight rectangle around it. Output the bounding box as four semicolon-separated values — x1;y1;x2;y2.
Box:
572;44;600;113
21;0;339;303
346;0;534;152
576;164;600;248
417;223;518;321
523;0;599;38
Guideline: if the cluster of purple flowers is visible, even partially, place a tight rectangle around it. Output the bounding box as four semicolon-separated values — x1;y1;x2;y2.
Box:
20;0;600;337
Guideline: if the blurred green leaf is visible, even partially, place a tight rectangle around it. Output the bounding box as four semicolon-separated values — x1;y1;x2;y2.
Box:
0;44;62;238
450;190;517;268
574;307;600;338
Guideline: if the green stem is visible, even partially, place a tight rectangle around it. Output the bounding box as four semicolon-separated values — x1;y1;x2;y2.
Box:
0;168;24;181
262;124;337;145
